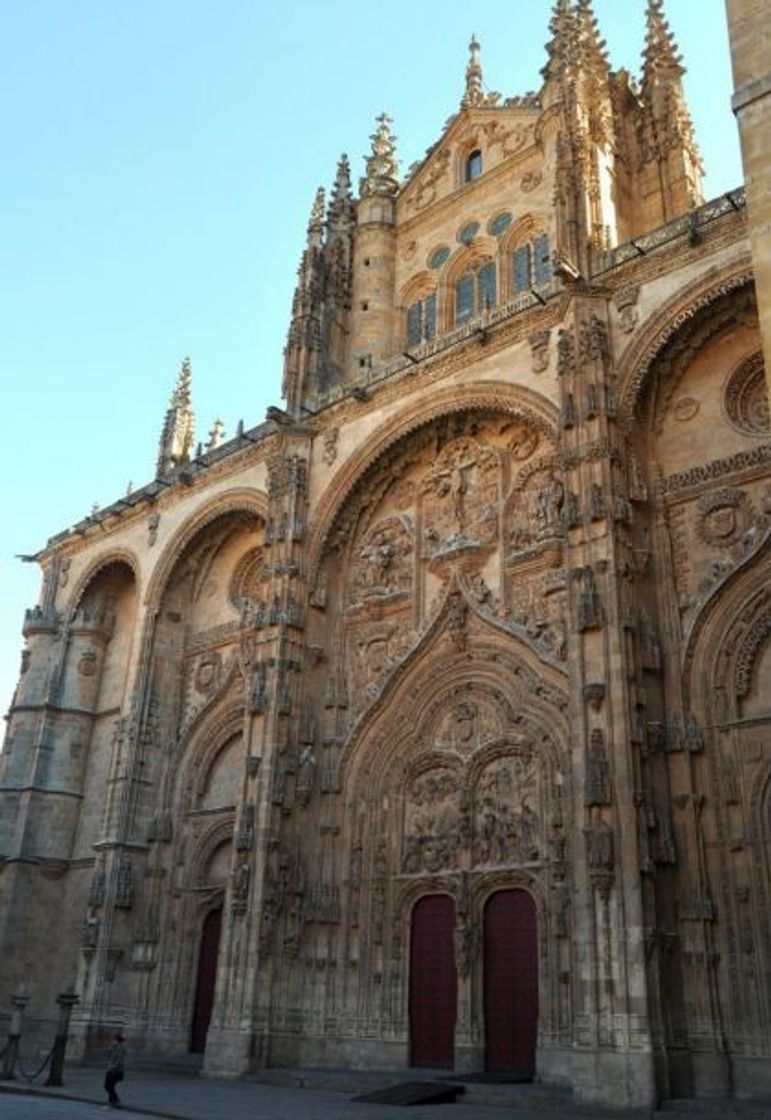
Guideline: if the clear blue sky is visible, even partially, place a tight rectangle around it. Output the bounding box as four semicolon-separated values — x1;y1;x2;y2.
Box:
0;0;742;716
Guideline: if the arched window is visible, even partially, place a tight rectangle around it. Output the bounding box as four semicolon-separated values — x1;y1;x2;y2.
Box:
406;292;437;347
512;234;551;295
455;261;496;324
465;149;483;182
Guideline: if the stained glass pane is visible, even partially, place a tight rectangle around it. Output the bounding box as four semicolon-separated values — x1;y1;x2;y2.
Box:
407;301;422;347
514;246;531;293
429;246;451;269
478;262;497;311
489;211;512;237
456;274;474;323
534;234;551;287
458;221;480;245
424;292;437;340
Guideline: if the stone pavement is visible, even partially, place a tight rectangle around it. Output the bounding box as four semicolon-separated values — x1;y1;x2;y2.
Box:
1;1065;770;1120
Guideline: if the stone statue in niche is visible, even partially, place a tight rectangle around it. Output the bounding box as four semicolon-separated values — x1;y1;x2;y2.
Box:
295;744;316;807
586;728;611;806
535;474;565;536
422;436;499;548
576;566;604;631
348;517;413;605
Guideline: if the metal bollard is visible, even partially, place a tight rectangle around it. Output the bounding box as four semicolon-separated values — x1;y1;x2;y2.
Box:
44;987;79;1087
1;990;30;1080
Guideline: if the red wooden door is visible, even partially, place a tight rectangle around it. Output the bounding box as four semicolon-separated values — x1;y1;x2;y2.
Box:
483;890;538;1075
409;894;457;1069
190;907;222;1053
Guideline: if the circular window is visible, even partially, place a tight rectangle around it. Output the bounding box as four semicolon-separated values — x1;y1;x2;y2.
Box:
723;351;770;436
488;211;513;237
428;245;451;269
458;221;480;245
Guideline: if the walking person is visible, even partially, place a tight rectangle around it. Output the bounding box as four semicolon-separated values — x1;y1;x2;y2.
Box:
104;1032;126;1108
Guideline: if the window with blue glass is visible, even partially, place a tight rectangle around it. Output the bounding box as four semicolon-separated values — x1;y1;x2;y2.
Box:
406;292;437;347
533;234;551;287
513;245;532;293
455;262;496;324
465;149;483;182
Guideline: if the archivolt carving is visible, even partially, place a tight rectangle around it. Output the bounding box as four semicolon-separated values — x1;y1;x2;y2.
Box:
735;607;771;698
683;540;771;715
65;550;140;623
143;489;268;611
173;703;244;814
617;262;754;430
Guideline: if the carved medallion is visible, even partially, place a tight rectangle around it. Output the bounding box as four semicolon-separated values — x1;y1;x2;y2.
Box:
724;351;770;436
695;488;751;548
673;396;700;422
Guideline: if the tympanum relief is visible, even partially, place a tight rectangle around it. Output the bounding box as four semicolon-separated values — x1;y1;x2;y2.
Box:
321;412;562;721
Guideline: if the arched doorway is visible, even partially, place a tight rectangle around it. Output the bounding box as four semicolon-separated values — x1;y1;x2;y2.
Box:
190;907;222;1053
484;889;538;1075
409;895;457;1069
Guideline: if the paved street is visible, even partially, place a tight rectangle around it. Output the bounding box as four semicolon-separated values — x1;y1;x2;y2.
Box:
1;1066;770;1120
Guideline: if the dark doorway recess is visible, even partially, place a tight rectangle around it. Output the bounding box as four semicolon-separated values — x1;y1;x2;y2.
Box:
483;889;538;1076
409;894;457;1069
190;907;222;1053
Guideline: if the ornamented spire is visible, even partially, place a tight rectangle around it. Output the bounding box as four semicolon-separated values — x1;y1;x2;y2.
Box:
575;0;610;75
359;113;399;198
541;0;579;81
327;153;354;237
642;0;684;84
206;419;225;451
307;186;325;249
462;35;484;107
156;357;195;477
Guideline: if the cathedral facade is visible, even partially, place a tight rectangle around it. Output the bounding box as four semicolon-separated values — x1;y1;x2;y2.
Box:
2;1;770;1110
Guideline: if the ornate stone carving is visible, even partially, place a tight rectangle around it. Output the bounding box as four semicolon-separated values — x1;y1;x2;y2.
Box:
586;729;611;806
529;330;551;374
229;547;265;611
422;436;499;547
403;769;460;873
724;351;769;436
585;823;614;897
474;751;540;865
194;650;222;695
576;566;604;631
348;517;413;607
614;285;640;334
584;682;605;711
673;396;700;422
505;422;539;461
322;428;339;465
695;488;752;548
148;512;161;547
115;856;133;909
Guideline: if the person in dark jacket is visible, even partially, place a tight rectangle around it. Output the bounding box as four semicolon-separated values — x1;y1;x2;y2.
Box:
104;1032;126;1107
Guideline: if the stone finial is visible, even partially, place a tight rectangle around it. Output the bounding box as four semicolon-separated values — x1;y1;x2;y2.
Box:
156;356;195;477
359;113;399;199
206;419;226;451
642;0;685;82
